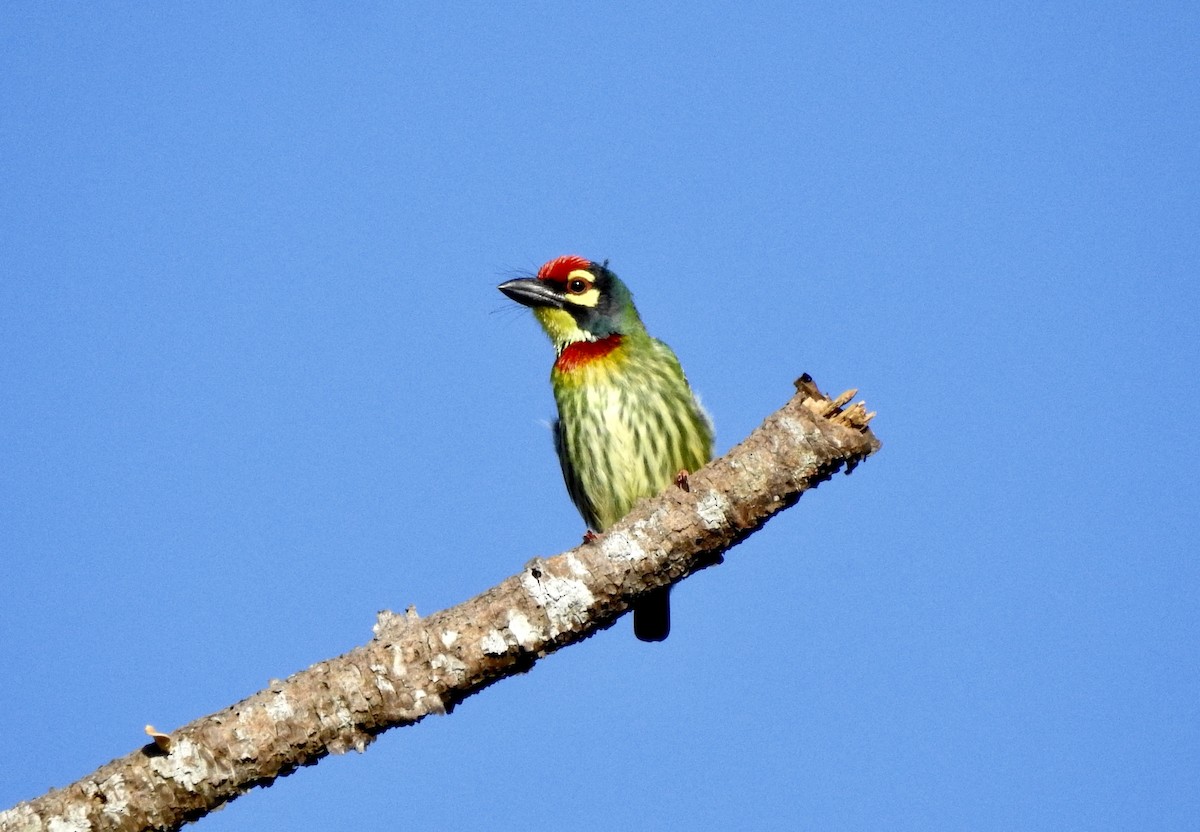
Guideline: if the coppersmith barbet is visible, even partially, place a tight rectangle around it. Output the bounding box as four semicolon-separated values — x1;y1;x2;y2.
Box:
499;255;713;641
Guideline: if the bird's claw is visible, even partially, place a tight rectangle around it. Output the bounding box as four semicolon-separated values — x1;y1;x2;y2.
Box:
674;470;691;492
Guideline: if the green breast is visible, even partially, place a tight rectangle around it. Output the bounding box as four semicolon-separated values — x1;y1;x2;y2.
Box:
552;338;713;531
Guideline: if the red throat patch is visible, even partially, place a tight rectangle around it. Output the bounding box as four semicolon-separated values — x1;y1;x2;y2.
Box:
555;335;623;372
538;254;591;281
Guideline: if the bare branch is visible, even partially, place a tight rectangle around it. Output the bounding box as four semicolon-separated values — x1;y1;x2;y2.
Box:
1;377;880;832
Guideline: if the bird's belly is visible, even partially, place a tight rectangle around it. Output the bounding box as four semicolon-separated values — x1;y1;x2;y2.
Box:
561;381;682;530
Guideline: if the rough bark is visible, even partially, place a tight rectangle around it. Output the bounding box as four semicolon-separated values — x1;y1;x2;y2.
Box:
0;376;880;832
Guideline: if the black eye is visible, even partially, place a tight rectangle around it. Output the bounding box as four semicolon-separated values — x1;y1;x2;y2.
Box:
568;279;588;294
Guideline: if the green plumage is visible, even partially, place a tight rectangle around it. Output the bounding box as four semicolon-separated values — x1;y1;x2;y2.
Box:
552;332;712;534
499;257;713;642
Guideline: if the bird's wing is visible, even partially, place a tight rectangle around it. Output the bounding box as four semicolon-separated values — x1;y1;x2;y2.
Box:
553;417;602;531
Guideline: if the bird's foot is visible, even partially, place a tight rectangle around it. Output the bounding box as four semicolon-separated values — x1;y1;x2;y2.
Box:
582;530;599;544
674;469;691;492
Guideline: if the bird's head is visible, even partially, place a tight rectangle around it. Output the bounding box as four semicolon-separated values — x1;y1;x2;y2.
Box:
498;255;644;350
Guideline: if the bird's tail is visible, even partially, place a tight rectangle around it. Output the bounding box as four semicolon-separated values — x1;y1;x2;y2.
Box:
633;587;671;642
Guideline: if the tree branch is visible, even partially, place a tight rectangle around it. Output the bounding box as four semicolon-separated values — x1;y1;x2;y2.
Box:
1;376;880;832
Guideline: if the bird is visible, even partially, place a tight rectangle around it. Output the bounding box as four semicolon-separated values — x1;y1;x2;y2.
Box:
499;255;714;641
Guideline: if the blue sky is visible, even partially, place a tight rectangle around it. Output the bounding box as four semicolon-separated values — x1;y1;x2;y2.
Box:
2;3;1197;830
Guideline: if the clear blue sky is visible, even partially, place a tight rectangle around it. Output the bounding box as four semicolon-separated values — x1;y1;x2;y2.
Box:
2;4;1197;830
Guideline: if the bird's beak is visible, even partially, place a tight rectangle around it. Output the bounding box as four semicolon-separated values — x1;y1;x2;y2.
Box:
498;277;564;309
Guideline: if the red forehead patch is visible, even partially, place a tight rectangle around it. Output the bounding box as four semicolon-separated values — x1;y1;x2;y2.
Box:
537;254;591;281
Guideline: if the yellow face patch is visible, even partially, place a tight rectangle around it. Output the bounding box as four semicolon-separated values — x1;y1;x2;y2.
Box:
533;306;588;346
561;269;601;308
